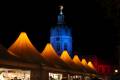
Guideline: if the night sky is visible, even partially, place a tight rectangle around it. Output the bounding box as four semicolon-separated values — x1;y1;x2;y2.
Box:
0;0;119;65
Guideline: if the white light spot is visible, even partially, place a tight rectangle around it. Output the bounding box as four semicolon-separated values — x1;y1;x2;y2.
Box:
115;69;118;73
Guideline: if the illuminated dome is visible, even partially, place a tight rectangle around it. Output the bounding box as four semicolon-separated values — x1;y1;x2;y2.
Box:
50;6;72;57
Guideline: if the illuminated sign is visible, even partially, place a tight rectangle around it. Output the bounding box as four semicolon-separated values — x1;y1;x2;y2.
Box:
0;68;30;80
49;72;62;80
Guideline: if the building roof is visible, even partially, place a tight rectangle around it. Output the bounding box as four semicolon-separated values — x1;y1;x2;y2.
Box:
8;32;44;64
0;44;17;60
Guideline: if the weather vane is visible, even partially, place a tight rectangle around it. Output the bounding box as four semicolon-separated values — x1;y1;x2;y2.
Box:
59;5;63;14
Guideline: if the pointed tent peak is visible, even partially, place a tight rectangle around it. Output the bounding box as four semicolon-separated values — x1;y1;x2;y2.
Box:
17;32;28;40
47;43;51;45
60;50;72;62
73;55;81;61
81;58;88;66
45;43;55;51
73;55;81;63
42;43;53;49
60;51;84;71
8;32;40;57
73;55;87;72
41;43;59;60
20;32;26;34
12;32;27;41
41;43;69;68
88;61;95;70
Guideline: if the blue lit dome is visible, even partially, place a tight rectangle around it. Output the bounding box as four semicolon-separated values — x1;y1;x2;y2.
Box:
50;25;71;37
50;6;73;57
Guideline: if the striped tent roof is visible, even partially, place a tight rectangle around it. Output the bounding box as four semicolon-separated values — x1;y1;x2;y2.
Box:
73;55;87;72
8;32;44;64
88;61;96;71
0;44;17;60
41;43;70;69
82;58;96;73
60;50;84;72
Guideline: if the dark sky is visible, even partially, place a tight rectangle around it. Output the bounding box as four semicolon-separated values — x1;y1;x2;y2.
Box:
0;0;119;65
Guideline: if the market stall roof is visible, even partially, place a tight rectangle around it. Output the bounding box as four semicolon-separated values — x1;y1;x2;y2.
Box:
41;43;70;70
0;44;40;69
73;55;87;72
8;32;44;64
0;44;17;60
60;50;84;72
88;61;96;71
81;58;96;73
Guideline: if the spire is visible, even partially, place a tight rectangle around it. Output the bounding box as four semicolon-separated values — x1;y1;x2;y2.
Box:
60;5;63;15
57;5;64;24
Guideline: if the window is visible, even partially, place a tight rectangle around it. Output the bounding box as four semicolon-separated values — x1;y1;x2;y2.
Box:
64;43;67;50
56;37;60;41
56;43;60;51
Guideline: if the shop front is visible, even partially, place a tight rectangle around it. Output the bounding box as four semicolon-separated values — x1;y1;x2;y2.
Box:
49;72;62;80
0;68;30;80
